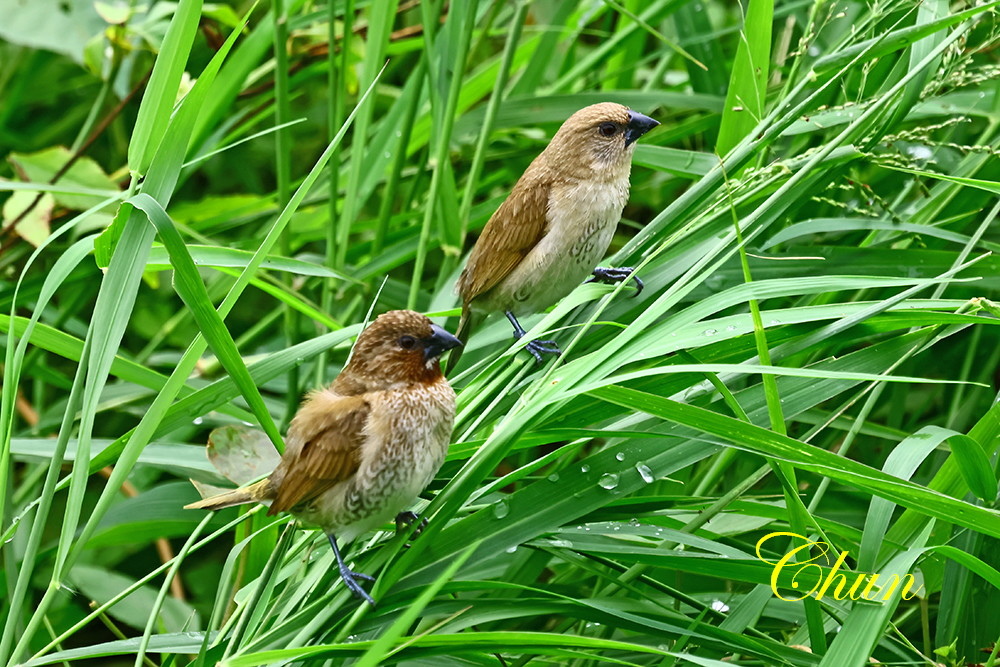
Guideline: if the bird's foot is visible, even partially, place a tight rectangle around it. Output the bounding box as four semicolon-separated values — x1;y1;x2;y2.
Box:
587;266;643;297
328;533;376;606
395;510;428;539
523;338;561;363
506;311;562;363
338;564;376;606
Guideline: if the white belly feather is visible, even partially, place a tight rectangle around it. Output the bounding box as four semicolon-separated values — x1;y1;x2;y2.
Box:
490;177;629;315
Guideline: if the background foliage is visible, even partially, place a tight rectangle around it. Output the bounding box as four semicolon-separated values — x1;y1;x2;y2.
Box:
2;0;1000;665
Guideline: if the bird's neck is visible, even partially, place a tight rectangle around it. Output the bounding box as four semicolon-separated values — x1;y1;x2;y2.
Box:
333;361;445;395
533;146;633;184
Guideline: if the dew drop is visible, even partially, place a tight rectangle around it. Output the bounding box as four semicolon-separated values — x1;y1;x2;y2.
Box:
580;464;590;473
726;325;737;331
193;416;203;425
505;545;517;553
615;452;625;461
547;472;560;482
549;538;573;548
636;463;654;484
598;473;619;490
492;499;509;519
711;599;730;613
703;328;718;336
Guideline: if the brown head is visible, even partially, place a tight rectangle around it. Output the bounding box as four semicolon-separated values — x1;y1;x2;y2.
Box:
536;102;659;180
335;310;462;392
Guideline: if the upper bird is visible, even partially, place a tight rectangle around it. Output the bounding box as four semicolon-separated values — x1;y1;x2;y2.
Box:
449;102;659;372
186;310;462;606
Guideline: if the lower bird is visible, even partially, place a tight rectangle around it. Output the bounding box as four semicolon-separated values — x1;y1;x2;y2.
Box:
185;310;462;606
448;102;659;372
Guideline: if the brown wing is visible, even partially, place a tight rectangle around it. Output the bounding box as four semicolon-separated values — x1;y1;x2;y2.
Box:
457;176;551;304
268;392;370;514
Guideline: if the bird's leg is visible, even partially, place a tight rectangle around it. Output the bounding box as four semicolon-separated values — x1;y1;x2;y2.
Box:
505;311;561;363
327;533;376;606
587;267;644;297
395;511;428;548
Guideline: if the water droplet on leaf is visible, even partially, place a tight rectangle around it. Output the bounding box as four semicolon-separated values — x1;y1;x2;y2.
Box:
598;473;619;490
492;500;509;519
636;463;655;484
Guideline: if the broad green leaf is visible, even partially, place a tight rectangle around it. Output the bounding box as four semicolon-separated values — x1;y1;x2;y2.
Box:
2;191;52;246
68;564;200;633
7;147;119;210
945;431;998;501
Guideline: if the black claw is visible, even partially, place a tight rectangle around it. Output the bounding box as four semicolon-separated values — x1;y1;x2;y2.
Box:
629;275;644;297
506;311;562;363
395;510;418;531
588;267;643;297
395;511;428;538
396;511;429;548
328;533;376;606
524;338;561;363
340;567;376;606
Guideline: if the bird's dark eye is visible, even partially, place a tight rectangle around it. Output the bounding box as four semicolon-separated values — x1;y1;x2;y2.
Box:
598;122;618;137
398;335;417;349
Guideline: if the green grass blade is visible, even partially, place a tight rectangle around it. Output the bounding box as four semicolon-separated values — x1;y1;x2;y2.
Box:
715;0;772;158
127;0;203;176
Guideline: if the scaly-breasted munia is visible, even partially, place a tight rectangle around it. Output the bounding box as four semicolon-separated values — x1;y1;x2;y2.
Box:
448;102;658;371
186;310;462;606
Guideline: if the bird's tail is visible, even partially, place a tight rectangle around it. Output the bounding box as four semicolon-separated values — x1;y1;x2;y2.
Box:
445;306;474;374
184;479;270;511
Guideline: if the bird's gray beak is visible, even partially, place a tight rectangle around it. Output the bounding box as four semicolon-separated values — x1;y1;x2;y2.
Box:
424;324;463;361
625;110;659;147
